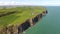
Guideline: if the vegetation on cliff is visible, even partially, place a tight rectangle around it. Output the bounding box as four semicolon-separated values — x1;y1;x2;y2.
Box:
0;6;46;28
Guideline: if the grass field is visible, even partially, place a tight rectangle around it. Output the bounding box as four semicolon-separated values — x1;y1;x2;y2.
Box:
0;6;46;28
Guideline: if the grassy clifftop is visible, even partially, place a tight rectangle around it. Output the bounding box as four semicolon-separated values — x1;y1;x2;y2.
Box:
0;6;46;28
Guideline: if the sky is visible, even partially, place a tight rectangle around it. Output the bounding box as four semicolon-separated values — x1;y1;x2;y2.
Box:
0;0;60;6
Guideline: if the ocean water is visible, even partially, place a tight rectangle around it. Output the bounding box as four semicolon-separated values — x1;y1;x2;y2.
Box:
23;6;60;34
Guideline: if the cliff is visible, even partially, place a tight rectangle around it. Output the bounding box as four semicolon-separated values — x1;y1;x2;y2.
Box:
0;6;47;34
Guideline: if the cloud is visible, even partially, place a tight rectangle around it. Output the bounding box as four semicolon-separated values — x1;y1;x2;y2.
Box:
38;1;60;6
0;0;60;6
0;1;19;5
0;1;34;5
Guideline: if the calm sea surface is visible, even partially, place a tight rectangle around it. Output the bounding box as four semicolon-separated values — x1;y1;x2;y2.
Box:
23;6;60;34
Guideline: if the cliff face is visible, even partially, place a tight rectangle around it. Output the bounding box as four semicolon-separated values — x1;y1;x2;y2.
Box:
0;11;48;34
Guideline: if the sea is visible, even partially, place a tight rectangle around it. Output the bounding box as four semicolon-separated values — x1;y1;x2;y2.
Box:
23;6;60;34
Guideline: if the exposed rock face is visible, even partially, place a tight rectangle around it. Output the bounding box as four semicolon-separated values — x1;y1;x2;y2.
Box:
0;11;48;34
18;20;30;34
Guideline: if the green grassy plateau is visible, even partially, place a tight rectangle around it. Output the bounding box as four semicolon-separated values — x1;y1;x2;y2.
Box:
0;6;46;28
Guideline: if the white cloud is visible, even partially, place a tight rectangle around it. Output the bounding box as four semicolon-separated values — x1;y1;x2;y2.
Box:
0;1;60;6
0;1;34;5
38;1;60;6
0;1;19;5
